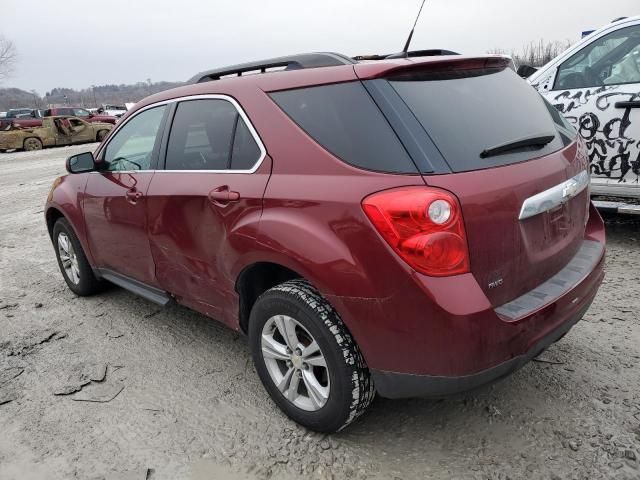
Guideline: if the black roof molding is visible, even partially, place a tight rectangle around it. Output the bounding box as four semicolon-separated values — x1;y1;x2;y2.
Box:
188;52;356;84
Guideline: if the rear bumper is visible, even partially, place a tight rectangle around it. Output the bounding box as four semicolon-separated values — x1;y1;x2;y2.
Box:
371;295;594;399
329;204;606;399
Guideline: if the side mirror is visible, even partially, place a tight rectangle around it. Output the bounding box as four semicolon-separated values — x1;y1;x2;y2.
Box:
66;152;96;174
517;64;538;78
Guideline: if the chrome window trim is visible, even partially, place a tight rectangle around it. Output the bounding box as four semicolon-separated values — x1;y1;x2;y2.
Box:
95;94;266;174
519;170;590;220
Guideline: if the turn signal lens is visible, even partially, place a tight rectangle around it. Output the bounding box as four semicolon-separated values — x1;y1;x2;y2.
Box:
362;187;470;276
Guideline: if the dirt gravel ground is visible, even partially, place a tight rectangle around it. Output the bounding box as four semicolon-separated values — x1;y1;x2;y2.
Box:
0;144;639;480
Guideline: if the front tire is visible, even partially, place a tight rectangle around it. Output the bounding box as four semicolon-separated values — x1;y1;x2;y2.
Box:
52;218;102;296
249;279;375;432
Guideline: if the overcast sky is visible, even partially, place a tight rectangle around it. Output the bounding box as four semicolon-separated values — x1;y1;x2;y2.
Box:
2;0;638;94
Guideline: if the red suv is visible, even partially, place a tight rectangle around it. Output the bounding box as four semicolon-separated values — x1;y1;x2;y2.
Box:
44;108;118;125
45;52;605;432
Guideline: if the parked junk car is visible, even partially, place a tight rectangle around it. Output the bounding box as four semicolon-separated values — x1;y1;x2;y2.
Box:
45;52;605;432
0;108;43;130
0;116;112;152
0;111;6;118
44;107;118;125
97;104;128;117
528;15;640;214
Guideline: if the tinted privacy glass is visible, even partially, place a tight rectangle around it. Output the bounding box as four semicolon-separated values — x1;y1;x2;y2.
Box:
270;82;417;174
542;97;577;145
389;68;566;173
104;105;166;171
166;99;260;171
231;117;262;170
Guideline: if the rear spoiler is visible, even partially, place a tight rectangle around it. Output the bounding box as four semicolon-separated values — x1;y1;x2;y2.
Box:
354;56;513;80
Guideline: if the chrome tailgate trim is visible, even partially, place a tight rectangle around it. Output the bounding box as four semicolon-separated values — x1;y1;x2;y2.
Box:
519;170;589;220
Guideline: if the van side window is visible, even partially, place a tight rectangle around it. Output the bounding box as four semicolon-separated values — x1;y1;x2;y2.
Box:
555;25;640;89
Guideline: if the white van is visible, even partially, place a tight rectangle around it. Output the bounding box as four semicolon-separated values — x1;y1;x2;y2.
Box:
528;16;640;214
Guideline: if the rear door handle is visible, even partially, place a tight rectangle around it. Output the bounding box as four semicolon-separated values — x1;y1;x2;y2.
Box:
208;186;240;205
614;101;640;109
125;189;143;203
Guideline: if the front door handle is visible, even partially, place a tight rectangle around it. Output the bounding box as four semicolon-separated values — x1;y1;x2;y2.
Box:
615;100;640;109
125;188;143;203
208;186;240;205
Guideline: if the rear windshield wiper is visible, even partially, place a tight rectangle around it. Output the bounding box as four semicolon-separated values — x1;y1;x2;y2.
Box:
480;132;556;159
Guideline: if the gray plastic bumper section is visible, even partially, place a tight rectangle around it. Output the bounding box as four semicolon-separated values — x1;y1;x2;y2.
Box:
494;240;603;321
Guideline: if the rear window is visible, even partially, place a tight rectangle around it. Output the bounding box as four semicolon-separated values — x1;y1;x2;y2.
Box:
388;67;568;172
270;82;418;174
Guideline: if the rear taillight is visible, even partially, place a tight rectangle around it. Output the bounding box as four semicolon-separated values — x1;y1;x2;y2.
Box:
362;187;470;277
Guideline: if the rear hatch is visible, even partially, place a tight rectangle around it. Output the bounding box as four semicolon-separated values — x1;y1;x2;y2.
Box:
356;58;589;306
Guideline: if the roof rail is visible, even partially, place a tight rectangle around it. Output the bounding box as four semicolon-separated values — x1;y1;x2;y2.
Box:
353;49;459;61
188;52;356;84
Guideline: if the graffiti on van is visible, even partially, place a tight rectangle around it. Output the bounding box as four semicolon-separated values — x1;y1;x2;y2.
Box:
551;86;640;183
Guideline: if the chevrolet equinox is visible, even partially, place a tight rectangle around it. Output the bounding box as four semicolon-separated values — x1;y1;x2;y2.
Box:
45;52;606;432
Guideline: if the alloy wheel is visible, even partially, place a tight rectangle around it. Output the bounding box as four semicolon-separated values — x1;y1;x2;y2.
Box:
261;314;330;411
57;232;80;285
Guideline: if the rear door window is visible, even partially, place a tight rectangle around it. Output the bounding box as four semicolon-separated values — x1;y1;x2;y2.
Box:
166;99;238;171
270;82;417;174
230;117;262;170
388;67;567;172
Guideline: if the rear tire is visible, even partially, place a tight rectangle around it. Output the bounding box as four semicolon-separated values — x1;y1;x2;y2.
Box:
23;137;42;151
249;279;375;432
96;129;109;142
52;218;102;296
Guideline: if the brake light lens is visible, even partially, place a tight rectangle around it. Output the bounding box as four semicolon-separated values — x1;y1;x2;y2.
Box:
362;187;470;277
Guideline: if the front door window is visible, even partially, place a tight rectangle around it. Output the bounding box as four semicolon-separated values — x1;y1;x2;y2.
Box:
103;105;166;171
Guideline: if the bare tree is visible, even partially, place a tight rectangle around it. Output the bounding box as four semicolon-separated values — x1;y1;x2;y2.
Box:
0;35;17;82
489;39;574;68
